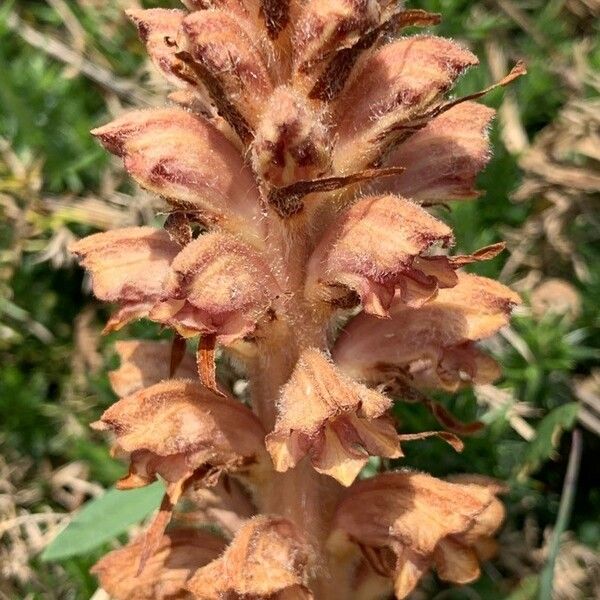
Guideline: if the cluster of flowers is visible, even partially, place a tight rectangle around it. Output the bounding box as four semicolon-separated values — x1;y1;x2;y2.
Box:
72;1;524;598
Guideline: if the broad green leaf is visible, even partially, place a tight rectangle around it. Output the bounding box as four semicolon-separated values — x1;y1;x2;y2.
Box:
41;482;164;561
517;403;579;480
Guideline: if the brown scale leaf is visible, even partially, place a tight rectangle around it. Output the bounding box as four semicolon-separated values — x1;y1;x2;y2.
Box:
292;0;380;83
91;108;264;245
187;515;314;599
150;231;281;343
334;272;520;391
331;36;479;172
181;10;274;139
91;528;226;600
330;471;505;599
306;195;456;316
266;348;401;486
108;339;197;398
306;8;442;102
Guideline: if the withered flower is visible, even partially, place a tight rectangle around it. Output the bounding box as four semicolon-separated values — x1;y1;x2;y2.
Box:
266;348;401;486
187;516;314;599
329;471;505;599
91;528;226;600
72;1;524;597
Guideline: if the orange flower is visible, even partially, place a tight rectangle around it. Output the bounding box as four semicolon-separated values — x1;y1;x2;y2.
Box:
93;379;269;491
91;528;225;600
334;272;521;391
266;348;401;486
329;471;505;599
187;516;314;599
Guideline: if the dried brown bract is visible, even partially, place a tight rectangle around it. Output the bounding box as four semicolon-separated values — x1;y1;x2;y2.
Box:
71;1;524;597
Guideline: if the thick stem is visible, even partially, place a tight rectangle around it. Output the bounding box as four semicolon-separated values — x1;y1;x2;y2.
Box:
249;216;352;598
251;311;348;599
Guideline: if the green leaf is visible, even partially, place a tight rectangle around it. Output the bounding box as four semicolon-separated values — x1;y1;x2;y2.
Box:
41;482;164;561
517;403;579;480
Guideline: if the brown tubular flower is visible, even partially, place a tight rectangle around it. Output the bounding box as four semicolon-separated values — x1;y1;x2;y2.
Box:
70;227;180;332
73;2;525;597
334;272;521;392
91;529;226;600
108;340;197;397
187;516;314;599
329;471;505;599
266;348;401;486
93;379;268;493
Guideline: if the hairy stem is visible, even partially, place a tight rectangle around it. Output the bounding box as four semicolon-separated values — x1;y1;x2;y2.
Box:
250;218;350;598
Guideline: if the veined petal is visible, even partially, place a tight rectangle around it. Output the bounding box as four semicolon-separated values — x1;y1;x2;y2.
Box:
377;102;495;202
332;36;478;172
108;340;197;397
180;10;274;142
333;272;520;389
94;379;268;488
330;470;504;597
91;109;264;245
91;529;225;600
265;348;400;486
306;195;455;315
186;516;314;599
151;232;280;343
70;227;179;303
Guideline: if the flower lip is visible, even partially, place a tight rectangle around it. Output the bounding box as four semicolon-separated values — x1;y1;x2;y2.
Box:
330;470;505;599
265;348;401;486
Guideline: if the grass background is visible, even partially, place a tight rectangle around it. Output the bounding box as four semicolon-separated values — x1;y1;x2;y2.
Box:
1;1;599;598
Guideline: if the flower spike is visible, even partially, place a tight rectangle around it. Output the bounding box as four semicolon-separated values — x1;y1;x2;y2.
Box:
74;2;526;596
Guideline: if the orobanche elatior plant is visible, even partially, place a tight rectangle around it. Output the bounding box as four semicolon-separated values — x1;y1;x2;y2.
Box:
71;1;525;598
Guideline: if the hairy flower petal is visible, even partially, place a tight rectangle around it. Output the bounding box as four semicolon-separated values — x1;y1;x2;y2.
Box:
292;0;380;95
91;528;226;600
180;10;274;142
251;86;331;187
332;36;479;171
150;232;280;343
108;340;197;397
71;227;179;303
91;109;264;244
330;471;504;598
126;9;193;87
306;195;455;315
187;515;314;599
94;379;268;488
376;102;495;201
334;272;520;390
266;348;400;486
